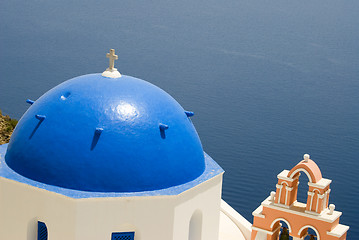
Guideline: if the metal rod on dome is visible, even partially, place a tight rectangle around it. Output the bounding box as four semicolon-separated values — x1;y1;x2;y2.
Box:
185;111;194;117
159;124;169;131
26;99;35;105
29;115;46;139
159;123;169;139
35;115;46;121
91;128;103;150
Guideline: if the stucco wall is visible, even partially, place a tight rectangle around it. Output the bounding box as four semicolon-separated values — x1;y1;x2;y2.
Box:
173;174;223;240
0;173;223;240
0;177;77;240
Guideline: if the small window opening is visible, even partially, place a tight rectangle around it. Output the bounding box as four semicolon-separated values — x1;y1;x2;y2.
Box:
37;221;48;240
112;231;135;240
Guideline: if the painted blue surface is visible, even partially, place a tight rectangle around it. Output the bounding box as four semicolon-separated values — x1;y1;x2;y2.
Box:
0;144;223;198
112;232;135;240
5;74;206;192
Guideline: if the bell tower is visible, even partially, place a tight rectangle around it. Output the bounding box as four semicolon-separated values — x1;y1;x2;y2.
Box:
251;154;349;240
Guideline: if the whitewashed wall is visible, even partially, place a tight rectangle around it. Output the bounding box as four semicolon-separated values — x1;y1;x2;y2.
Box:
173;175;223;240
0;173;223;240
0;177;77;240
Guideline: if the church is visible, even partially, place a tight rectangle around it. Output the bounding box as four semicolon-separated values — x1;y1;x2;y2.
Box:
0;49;348;240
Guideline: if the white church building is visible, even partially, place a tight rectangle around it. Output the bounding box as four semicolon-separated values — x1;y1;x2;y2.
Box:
0;49;252;240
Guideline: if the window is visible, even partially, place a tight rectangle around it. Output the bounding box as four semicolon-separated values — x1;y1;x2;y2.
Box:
112;232;135;240
37;221;48;240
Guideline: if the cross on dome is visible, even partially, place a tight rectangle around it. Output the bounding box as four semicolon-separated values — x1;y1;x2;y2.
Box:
102;48;122;78
106;49;118;70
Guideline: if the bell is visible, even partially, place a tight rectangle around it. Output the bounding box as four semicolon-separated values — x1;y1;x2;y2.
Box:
279;227;290;240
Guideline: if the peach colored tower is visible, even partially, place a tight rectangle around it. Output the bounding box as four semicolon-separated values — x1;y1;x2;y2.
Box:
251;154;349;240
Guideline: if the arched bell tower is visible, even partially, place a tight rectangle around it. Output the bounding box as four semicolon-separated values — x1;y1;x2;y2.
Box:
251;154;349;240
275;154;330;214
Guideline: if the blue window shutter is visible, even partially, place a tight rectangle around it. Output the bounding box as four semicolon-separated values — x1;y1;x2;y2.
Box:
111;232;135;240
37;221;48;240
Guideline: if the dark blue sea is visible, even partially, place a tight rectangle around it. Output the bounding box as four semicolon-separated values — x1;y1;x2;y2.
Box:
1;0;358;238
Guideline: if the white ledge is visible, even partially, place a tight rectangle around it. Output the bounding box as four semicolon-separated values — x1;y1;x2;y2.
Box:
277;170;298;182
327;224;349;237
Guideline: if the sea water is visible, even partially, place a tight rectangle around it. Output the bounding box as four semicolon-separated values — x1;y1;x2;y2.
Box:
1;0;358;237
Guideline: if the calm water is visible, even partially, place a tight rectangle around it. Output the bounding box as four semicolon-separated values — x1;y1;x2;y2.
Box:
1;0;358;238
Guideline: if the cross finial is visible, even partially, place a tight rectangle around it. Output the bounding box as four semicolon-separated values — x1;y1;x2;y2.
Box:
102;49;121;78
106;49;118;70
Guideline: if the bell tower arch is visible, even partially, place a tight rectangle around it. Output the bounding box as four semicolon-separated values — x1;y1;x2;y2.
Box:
251;154;349;240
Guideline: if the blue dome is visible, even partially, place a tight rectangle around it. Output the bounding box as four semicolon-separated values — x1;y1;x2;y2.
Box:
5;74;205;192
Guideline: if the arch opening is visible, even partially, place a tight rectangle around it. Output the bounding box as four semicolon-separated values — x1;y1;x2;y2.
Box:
37;221;48;240
298;225;320;240
297;171;310;204
189;209;202;240
290;168;313;183
270;218;293;240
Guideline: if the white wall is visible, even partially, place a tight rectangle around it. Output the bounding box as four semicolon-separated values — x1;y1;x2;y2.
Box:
0;177;77;240
173;174;223;240
0;173;223;240
74;195;176;240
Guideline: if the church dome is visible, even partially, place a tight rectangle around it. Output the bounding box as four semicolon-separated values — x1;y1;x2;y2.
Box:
5;73;205;192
